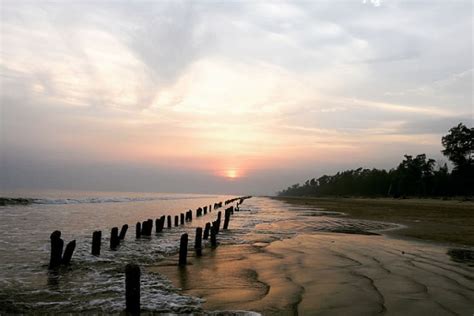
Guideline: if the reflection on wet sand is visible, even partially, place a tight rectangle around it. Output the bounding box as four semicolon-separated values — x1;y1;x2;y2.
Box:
447;248;474;267
153;199;474;315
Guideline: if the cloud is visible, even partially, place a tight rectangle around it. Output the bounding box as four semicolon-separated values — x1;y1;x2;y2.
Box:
1;0;472;194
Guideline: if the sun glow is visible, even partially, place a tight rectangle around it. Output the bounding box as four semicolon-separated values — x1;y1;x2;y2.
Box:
225;169;239;179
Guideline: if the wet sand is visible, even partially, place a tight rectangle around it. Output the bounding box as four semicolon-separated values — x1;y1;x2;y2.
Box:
153;234;474;315
275;196;474;246
151;199;474;315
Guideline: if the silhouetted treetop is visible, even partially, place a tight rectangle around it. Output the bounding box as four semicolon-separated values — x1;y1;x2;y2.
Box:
441;123;473;171
278;123;473;198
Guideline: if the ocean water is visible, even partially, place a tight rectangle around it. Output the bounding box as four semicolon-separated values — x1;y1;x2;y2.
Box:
0;190;238;313
1;191;471;314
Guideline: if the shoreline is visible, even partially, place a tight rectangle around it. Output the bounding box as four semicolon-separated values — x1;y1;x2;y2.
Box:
151;232;474;315
271;196;474;247
151;197;474;315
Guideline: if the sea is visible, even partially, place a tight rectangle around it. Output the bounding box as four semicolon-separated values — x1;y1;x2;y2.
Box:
0;190;471;314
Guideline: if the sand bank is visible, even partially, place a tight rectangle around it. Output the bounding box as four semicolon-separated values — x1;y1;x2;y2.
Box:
151;231;474;315
274;196;474;246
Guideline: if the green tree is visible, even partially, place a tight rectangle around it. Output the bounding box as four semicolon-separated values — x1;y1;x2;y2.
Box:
441;123;473;171
441;123;473;196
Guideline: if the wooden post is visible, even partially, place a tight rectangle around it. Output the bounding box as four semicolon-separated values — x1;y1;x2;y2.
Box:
119;224;128;240
195;227;202;256
110;227;119;250
167;215;172;228
213;218;221;234
142;220;149;236
175;215;179;227
203;223;211;240
141;221;147;236
160;216;165;230
188;210;192;221
209;204;212;212
210;226;217;247
203;206;207;215
136;222;141;238
62;240;76;265
147;219;153;235
125;264;140;315
156;216;165;233
92;231;101;255
212;220;217;234
49;230;63;269
223;210;230;230
180;213;185;225
217;211;222;222
179;233;188;266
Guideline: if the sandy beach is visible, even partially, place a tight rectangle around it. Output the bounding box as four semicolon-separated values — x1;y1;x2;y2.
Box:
152;198;474;315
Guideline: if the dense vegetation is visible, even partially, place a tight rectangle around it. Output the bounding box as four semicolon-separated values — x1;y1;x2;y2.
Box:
278;123;473;198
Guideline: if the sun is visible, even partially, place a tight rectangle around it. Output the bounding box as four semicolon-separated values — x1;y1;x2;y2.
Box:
225;169;238;179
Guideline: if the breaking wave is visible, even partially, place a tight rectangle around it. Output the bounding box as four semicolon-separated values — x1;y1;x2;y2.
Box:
0;195;216;206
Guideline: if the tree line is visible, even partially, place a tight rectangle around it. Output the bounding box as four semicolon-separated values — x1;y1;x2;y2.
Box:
278;123;473;198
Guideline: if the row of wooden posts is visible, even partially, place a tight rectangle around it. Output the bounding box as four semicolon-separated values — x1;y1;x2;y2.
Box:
47;195;252;314
125;201;246;314
49;196;250;269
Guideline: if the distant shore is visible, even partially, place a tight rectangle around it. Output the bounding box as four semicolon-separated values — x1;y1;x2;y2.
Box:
272;196;474;247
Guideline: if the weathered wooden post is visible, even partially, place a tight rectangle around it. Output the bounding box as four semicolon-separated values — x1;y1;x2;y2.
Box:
92;230;101;255
203;206;207;215
195;227;202;256
180;213;185;225
203;223;211;239
167;215;172;228
217;211;222;222
160;216;165;230
156;216;165;233
174;215;179;227
147;219;153;235
210;226;217;247
212;220;217;234
223;210;230;230
110;227;119;250
125;263;140;315
119;224;128;240
136;222;141;238
142;220;151;236
188;210;192;221
62;240;76;265
179;233;188;266
141;221;147;236
49;230;63;269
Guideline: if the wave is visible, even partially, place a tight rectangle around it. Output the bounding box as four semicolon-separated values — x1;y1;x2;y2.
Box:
0;195;216;206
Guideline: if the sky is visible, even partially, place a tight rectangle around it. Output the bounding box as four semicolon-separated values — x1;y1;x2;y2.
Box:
0;0;472;195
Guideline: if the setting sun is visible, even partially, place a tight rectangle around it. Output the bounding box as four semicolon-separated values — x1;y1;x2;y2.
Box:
225;169;239;179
